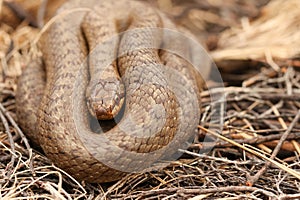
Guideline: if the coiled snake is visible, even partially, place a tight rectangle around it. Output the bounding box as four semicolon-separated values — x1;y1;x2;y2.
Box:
16;0;209;182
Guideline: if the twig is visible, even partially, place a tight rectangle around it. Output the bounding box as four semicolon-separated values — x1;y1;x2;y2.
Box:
37;0;48;28
247;110;300;185
0;103;34;174
0;104;16;172
265;49;280;72
199;125;300;180
0;103;31;151
191;131;300;150
112;186;276;199
279;193;300;200
179;149;257;165
201;87;300;98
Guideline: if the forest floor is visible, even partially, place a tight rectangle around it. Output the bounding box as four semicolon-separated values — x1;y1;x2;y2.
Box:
1;0;300;199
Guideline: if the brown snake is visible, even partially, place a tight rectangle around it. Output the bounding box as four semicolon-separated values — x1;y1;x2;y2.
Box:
16;0;208;182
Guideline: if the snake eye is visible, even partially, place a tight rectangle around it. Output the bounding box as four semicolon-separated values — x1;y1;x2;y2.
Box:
115;95;120;103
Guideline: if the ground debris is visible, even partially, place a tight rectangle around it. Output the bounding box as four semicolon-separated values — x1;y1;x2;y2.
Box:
1;0;300;199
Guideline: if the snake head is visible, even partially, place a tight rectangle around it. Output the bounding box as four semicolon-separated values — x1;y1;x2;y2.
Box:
86;79;125;120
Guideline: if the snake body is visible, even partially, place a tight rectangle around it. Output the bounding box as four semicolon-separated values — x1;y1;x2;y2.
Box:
16;0;206;182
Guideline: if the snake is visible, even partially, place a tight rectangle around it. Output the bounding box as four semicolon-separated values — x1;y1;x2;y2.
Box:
15;0;208;183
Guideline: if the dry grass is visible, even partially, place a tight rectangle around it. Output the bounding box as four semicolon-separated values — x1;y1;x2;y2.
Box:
1;0;300;199
211;0;300;62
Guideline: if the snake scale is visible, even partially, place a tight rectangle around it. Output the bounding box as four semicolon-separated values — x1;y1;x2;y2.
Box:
16;0;207;182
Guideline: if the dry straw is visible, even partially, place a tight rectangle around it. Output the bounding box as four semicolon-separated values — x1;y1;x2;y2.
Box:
211;0;300;62
1;0;300;199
